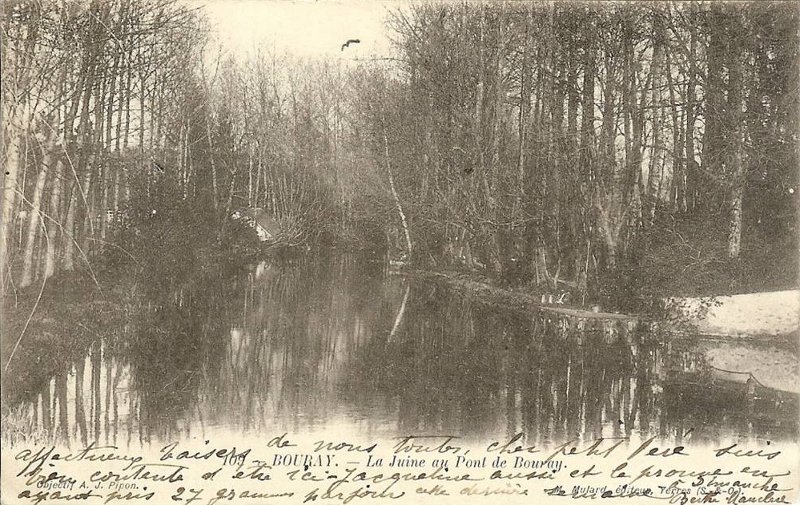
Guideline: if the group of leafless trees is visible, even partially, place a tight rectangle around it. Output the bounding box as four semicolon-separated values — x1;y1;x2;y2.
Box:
2;0;205;290
2;1;797;299
372;2;797;295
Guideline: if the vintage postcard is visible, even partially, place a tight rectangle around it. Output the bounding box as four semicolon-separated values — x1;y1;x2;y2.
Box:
1;0;798;504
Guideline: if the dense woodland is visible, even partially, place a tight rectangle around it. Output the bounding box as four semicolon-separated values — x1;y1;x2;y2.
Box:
1;0;798;308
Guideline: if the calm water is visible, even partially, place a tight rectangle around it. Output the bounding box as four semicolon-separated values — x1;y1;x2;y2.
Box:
4;256;797;448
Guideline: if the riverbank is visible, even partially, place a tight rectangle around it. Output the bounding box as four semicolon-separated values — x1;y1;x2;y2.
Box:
408;268;800;336
409;268;799;395
406;269;639;321
668;290;800;337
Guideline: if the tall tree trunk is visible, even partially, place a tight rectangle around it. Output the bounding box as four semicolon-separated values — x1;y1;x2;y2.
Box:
702;6;726;213
83;75;105;256
728;175;744;259
726;14;746;259
63;185;77;272
665;43;685;213
44;158;63;279
0;111;28;285
381;121;412;259
206;114;219;209
580;19;596;182
550;40;564;263
487;6;505;275
248;146;254;207
515;6;532;257
122;47;133;201
21;117;58;287
601;52;616;181
647;20;664;223
101;55;119;243
685;10;698;213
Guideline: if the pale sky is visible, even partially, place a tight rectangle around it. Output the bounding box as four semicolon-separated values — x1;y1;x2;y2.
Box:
190;0;402;60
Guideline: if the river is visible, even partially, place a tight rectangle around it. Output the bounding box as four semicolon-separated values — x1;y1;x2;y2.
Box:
2;255;796;449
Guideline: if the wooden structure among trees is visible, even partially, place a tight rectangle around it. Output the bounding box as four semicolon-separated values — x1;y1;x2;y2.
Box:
231;208;282;242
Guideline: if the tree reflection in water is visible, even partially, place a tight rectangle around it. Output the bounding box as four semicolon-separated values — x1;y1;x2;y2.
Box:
4;256;796;448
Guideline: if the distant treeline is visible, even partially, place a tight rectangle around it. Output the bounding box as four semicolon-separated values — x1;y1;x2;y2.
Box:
2;1;797;302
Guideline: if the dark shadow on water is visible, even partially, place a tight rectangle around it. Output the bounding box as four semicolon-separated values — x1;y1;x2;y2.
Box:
2;255;797;447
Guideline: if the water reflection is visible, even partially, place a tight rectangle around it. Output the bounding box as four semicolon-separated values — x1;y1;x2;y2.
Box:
4;256;797;448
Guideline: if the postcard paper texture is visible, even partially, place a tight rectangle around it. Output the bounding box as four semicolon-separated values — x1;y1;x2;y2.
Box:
1;1;798;504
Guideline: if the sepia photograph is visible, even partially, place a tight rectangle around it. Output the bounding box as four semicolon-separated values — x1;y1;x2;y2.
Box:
1;0;798;503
